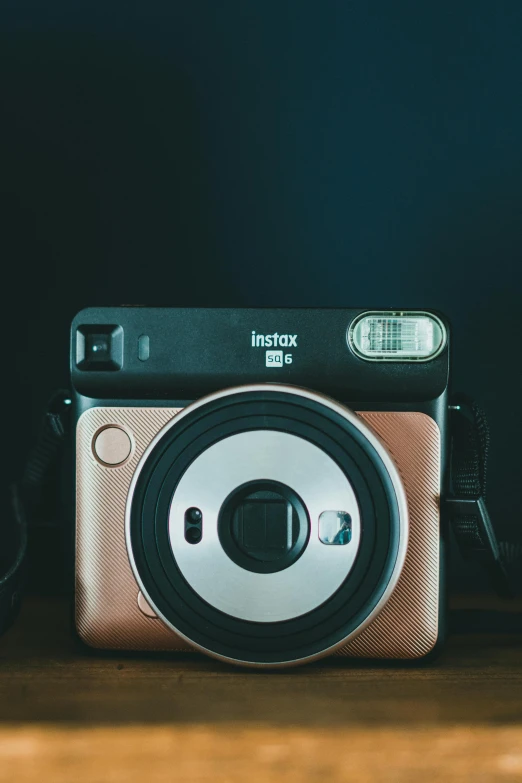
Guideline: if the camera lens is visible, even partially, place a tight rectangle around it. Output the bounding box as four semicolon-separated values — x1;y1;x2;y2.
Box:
218;480;310;574
187;507;202;522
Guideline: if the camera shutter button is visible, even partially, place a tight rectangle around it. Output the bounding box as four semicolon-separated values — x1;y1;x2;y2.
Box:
93;426;132;466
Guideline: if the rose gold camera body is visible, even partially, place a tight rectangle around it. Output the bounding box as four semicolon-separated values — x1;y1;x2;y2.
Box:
76;403;440;663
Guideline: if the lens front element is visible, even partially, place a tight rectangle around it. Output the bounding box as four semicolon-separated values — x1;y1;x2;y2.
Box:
219;481;310;573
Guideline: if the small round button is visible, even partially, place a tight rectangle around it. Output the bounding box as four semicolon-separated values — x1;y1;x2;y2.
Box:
93;426;132;466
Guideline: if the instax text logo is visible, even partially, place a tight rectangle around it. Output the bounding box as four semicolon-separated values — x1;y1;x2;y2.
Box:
250;331;298;348
251;331;297;367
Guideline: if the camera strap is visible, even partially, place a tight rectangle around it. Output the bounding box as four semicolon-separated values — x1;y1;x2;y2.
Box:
0;484;27;638
447;395;522;597
0;391;71;637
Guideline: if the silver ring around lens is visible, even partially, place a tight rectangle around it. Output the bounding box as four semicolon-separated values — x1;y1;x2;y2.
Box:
168;430;361;622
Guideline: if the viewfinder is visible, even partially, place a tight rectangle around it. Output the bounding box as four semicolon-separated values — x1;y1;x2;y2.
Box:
76;325;123;371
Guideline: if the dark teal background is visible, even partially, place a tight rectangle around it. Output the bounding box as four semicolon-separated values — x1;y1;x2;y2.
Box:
1;2;522;575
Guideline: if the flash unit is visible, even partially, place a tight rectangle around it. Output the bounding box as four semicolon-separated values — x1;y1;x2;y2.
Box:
348;311;446;362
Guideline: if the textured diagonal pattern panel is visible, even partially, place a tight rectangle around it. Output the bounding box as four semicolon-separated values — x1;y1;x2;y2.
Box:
77;407;439;659
76;407;192;651
336;412;440;659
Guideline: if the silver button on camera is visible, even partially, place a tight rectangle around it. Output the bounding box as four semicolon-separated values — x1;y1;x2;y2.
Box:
93;426;132;466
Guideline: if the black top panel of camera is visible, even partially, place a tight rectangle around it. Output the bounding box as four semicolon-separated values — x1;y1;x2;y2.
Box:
70;307;450;403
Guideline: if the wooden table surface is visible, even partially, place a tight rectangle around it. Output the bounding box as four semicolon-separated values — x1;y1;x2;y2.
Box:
1;597;522;782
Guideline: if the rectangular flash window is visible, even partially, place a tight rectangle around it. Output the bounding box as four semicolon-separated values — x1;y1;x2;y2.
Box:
348;311;446;362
